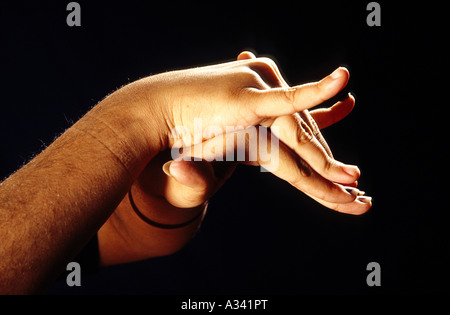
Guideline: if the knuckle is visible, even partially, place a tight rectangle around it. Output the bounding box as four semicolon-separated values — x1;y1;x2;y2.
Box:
314;81;328;103
250;56;274;66
281;88;297;106
297;129;312;145
236;67;268;90
248;57;284;87
323;156;335;174
257;57;277;69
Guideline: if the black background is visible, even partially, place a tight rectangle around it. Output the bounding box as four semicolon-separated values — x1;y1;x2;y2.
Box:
0;1;448;296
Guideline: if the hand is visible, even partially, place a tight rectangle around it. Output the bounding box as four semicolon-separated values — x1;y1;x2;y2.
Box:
98;52;371;265
167;51;371;214
140;51;366;202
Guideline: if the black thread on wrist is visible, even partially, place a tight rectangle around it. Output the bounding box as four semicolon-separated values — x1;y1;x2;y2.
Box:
128;189;203;229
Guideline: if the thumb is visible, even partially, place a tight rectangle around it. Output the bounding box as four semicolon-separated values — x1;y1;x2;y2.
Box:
161;159;216;208
163;159;215;189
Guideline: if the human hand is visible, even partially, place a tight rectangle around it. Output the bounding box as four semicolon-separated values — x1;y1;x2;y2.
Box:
139;51;367;198
147;51;370;210
98;51;371;265
158;51;371;214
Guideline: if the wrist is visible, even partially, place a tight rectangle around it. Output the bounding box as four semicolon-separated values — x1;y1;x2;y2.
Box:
128;188;205;229
130;178;207;227
74;82;167;177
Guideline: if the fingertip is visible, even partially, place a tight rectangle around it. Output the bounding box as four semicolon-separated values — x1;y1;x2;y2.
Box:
306;190;372;215
339;93;355;111
339;66;350;77
167;160;214;191
237;50;257;60
330;67;348;80
347;92;356;102
162;160;173;177
357;195;372;205
353;196;373;214
335;194;372;215
339;93;355;109
325;161;360;185
311;94;355;129
346;93;356;112
162;160;215;208
346;180;358;188
332;67;350;81
323;67;350;95
341;164;361;179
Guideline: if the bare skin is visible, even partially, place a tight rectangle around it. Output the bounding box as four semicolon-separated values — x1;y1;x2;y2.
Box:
0;51;371;294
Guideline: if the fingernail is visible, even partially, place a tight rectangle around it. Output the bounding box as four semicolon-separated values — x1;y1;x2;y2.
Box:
342;164;360;178
330;67;344;80
162;161;173;177
357;196;372;204
345;187;364;197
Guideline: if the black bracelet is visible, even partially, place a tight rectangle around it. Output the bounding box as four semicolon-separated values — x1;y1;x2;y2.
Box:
128;189;204;229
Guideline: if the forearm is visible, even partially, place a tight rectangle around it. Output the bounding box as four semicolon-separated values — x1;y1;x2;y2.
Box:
0;93;157;294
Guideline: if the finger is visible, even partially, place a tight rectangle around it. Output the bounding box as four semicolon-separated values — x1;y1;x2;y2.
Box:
162;159;217;208
237;53;288;88
304;191;372;215
181;127;359;205
239;55;335;159
271;141;359;204
132;153;210;224
235;55;343;163
248;67;350;119
310;93;356;129
270;114;360;184
246;57;289;88
162;159;237;208
346;180;359;188
237;51;257;60
298;109;333;158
